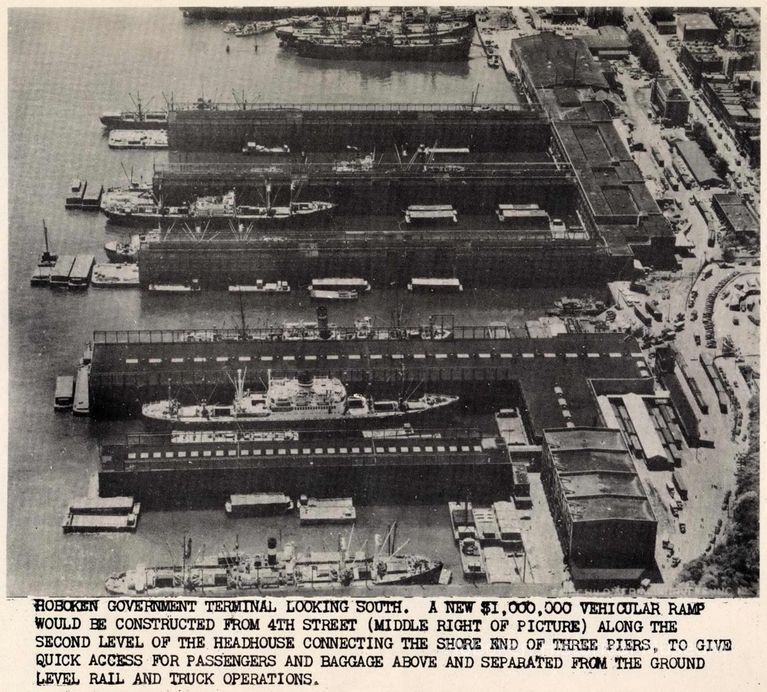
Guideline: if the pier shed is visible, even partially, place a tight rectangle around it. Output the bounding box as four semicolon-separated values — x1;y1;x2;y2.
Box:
541;427;657;578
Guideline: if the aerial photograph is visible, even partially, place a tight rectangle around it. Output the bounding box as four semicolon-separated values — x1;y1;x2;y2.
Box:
7;5;760;597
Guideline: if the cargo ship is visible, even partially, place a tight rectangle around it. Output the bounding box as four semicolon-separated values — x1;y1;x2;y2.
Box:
290;30;473;61
101;189;335;227
142;370;459;429
105;525;445;595
277;9;475;49
99;95;217;130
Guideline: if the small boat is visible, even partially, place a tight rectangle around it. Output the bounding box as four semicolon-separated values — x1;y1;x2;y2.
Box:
91;263;140;288
487;54;500;68
228;280;290;293
225;493;293;517
104;234;144;263
309;288;358;301
235;23;258;36
459;531;486;579
148;280;201;293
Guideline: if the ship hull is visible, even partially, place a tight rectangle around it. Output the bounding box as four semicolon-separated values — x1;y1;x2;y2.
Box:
142;401;457;431
104;247;136;263
106;559;443;595
99;116;168;130
293;37;472;61
373;561;444;586
102;207;334;228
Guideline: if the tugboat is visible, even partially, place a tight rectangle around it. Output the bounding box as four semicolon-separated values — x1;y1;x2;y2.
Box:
142;369;459;429
101;188;335;227
104;233;150;263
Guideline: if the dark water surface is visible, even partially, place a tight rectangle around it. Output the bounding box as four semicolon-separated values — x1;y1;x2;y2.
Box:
8;9;593;596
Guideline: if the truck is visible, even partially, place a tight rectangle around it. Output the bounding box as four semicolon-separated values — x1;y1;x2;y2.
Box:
672;471;689;501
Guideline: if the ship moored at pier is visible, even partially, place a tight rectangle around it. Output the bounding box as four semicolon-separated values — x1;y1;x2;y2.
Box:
105;526;445;595
142;369;459;429
101;189;335;227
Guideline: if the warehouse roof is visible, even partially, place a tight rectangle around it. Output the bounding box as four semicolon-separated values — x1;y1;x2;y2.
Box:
673;140;723;187
712;193;759;235
582;26;630;53
544;427;656;523
678;13;718;33
654;76;688;102
513;33;610;90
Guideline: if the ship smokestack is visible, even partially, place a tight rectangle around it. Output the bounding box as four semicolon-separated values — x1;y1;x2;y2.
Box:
317;306;331;340
267;537;277;566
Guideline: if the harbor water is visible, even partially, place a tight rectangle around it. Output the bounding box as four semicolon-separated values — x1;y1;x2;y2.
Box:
8;9;599;596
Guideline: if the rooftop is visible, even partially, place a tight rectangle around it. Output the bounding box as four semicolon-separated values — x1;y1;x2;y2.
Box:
679;13;719;33
712;193;759;234
673;140;723;186
655;76;688;102
544;427;655;523
512;33;610;90
581;26;630;52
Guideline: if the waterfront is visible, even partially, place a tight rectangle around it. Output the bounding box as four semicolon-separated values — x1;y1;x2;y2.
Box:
8;8;577;596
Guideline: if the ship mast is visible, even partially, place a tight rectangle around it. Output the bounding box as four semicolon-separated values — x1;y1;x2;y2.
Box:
238;290;247;341
42;219;51;257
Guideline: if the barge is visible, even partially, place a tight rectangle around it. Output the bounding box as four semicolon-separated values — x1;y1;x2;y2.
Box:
225;493;293;517
298;496;356;525
91;264;140;288
63;496;141;534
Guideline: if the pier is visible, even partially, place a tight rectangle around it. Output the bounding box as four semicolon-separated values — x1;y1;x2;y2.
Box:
99;427;513;508
153;159;576;212
136;221;629;289
167;102;547;153
89;330;650;441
